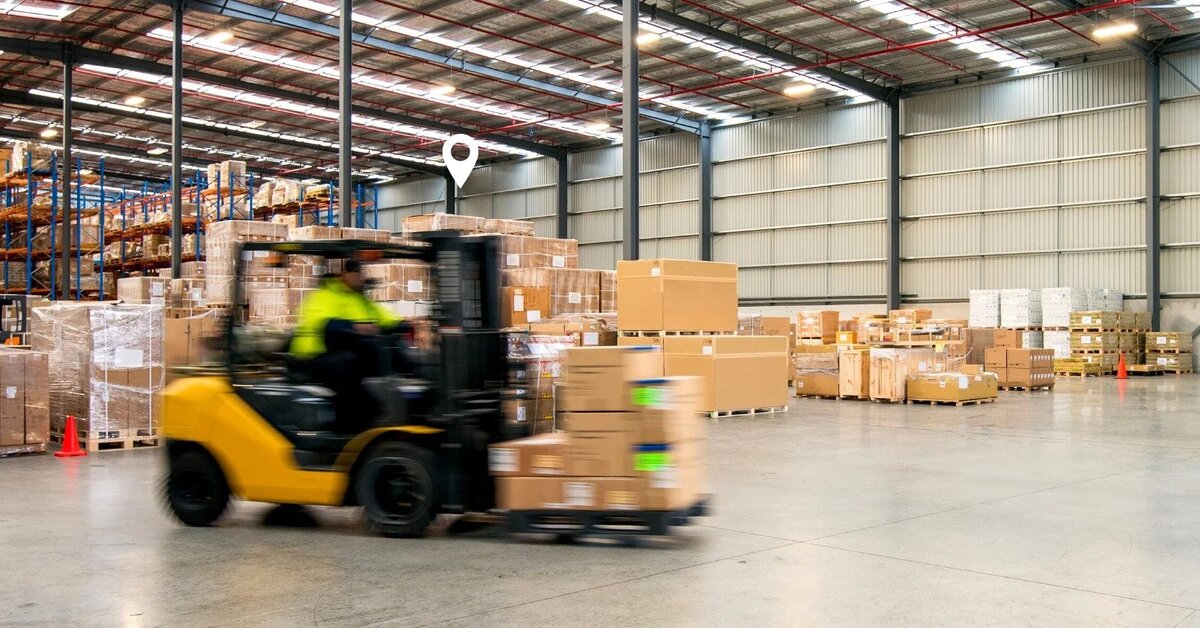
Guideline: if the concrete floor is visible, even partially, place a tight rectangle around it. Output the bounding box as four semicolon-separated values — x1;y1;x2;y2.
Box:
4;377;1200;626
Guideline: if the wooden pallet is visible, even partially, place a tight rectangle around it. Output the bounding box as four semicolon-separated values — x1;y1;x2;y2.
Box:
50;427;160;452
998;384;1055;391
1146;347;1188;354
837;395;869;401
870;398;904;404
794;393;838;400
1054;370;1112;378
707;405;787;418
0;442;47;457
906;397;997;406
1166;368;1195;375
1068;327;1119;333
620;330;736;337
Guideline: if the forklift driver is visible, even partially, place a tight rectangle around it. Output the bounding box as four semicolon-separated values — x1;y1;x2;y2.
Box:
289;260;399;433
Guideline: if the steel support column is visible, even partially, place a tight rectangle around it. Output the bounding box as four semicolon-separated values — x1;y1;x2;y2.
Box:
699;120;713;261
1147;54;1162;329
886;97;902;311
556;154;569;239
621;0;639;261
338;0;353;227
170;0;184;279
444;174;457;215
60;46;72;299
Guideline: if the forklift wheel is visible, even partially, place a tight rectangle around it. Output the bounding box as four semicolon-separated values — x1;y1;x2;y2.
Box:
166;450;230;527
356;442;438;538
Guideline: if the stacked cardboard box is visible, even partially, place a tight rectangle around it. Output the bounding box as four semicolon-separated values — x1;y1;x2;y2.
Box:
473;234;580;270
1067;311;1120;371
342;228;392;243
1146;332;1193;372
169;279;207;308
737;315;792;337
506;333;575;433
492;347;705;513
599;270;616;313
248;288;292;326
504;268;600;317
793;345;838;398
985;348;1054;389
661;336;789;414
796;311;838;344
968;290;1000;327
9;141;52;173
164;311;222;380
529;315;618;348
205;221;289;305
290;225;342;240
117;277;170;305
501;286;549;327
206;160;247;191
616;260;737;333
32;223;102;252
0;348;50;453
364;261;433;302
906;367;999;403
1000;289;1042;328
30;304;164;441
1043;330;1071;359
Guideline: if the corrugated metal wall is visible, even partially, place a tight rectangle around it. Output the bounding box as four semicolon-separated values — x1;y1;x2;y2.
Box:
1162;49;1200;296
458;158;558;236
712;103;889;301
375;175;447;232
902;58;1148;300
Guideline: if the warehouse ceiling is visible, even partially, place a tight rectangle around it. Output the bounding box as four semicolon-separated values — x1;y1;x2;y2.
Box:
1;0;1198;184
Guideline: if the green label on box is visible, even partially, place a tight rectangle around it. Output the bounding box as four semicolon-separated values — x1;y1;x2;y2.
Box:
632;386;665;407
634;452;672;472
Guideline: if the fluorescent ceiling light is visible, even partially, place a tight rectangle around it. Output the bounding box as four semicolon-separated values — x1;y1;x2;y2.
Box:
585;120;611;132
783;82;816;98
124;95;146;106
244;120;268;129
429;84;456;96
0;1;76;20
1093;22;1138;39
206;30;235;44
39;127;58;139
147;147;168;155
636;31;661;46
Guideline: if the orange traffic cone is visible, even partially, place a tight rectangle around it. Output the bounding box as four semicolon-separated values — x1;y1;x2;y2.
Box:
1116;353;1129;380
54;415;87;458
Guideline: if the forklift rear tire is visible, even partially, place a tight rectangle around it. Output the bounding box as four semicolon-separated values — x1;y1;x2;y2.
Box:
356;442;438;538
166;449;230;527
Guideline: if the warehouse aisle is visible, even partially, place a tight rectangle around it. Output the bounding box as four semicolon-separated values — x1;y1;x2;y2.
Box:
3;377;1199;626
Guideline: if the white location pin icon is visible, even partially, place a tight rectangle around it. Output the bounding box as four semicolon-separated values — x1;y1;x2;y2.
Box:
443;134;479;188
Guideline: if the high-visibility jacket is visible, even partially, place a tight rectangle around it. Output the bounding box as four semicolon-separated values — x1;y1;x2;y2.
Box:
289;277;399;358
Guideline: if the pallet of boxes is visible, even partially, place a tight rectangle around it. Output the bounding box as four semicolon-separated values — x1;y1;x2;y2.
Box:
871;309;997;406
0;347;50;457
792;310;840;400
31;304;165;452
490;346;709;538
984;331;1055;392
1055;311;1121;377
1146;332;1193;374
617;260;789;418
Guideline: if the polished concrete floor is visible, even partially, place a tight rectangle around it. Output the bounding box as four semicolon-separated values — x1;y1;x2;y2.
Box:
4;376;1200;626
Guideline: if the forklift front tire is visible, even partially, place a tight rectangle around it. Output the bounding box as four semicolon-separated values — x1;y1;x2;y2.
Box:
166;449;231;527
356;442;438;538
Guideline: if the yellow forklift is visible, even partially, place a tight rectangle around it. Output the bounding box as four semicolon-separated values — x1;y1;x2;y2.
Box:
161;233;522;537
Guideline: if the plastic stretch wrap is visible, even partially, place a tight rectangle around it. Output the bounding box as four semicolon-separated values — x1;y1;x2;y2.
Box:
342;228;391;243
483;218;536;236
502;268;600;316
204;221;289;305
467;234;579;270
290;226;342;241
248;288;293;327
169;278;207;308
402;213;487;235
506;333;574;434
364;261;433;302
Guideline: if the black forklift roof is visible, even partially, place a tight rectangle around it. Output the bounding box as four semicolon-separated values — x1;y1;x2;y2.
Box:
239;238;432;261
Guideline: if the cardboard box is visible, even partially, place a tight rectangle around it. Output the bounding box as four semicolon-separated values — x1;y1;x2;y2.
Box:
964;328;996;365
1006;348;1053;369
738;315;791;336
616;259;737;332
836;331;857;344
993;329;1026;349
1153;353;1193;369
1070;311;1119;329
631;377;706;443
488;433;570;477
502;267;600;316
797;311;839;339
1071;331;1117;351
557;346;663;412
529;317;618;348
636;444;704;511
501;287;551;327
889;309;932;326
984;347;1008;368
906;371;999;402
165;314;223;371
1005;368;1055;388
662;336;789;413
795;371;839;397
1147;332;1193;352
792;343;838;373
117;277;170;305
838;349;871;399
869;348;937;402
568;428;634;477
991;367;1008;383
497;477;643;511
0;351;25;446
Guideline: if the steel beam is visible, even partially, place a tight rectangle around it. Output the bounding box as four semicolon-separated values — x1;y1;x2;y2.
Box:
0;36;562;159
699;120;713;261
556;154;569;239
444;174;457;215
170;0;183;279
622;0;640;261
0;88;447;178
339;0;353;227
1048;0;1153;59
1147;54;1162;329
60;46;72;300
158;0;702;134
886;97;902;310
604;0;894;103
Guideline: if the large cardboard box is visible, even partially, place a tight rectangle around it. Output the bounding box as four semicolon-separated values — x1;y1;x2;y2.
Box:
616;259;737;332
496;476;641;511
984;347;1008;368
1005;368;1055;388
795;371;838;397
838;349;871;399
488;432;570;477
501;287;550;327
792;343;838;377
557;346;663;412
662;336;789;413
1070;311;1120;330
906;371;999;402
529;318;618;348
796;311;839;340
869;347;937;402
964;328;996;365
502;268;600;316
1006;348;1053;369
631;377;706;443
0;351;25;446
636;442;704;511
889;309;932;326
568;428;634;477
165;314;223;373
738;315;792;337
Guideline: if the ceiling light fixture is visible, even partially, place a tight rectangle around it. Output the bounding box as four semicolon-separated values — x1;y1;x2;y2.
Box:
636;31;661;46
429;84;456;96
585;120;611;132
39;127;58;139
243;119;267;129
147;147;168;155
1093;22;1138;39
783;82;816;98
124;95;146;106
206;30;235;44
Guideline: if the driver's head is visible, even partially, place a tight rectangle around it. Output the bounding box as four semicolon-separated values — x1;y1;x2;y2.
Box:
342;259;364;293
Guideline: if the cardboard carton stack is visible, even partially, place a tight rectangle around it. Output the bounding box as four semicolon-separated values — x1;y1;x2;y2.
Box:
506;333;575;433
796;311;839;345
1064;311;1120;373
204;221;289;306
0;348;50;454
492;346;706;513
30;304;165;442
164;311;222;380
662;336;790;414
364;261;433;302
599;270;616;313
792;345;839;399
117;276;170;305
1041;288;1089;329
504;268;600;317
999;289;1042;330
529;314;618;348
969;290;1000;327
985;347;1054;390
473;234;579;271
1146;332;1193;372
616;260;738;335
501;286;549;327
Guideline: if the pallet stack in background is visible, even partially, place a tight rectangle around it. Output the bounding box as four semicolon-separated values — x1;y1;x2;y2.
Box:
1146;333;1194;374
0;348;50;455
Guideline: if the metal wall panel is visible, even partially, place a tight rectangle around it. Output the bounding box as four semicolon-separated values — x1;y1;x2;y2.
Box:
639;236;700;260
902;258;979;300
902;172;982;216
902;216;981;258
982;119;1057;166
1162;197;1200;243
771;188;829;226
713;196;772;231
981;254;1057;289
771;265;827;299
1059;203;1145;249
1163;98;1200;145
982;163;1057;210
1059;154;1144;204
1163;247;1200;294
1060;106;1145;157
1163;50;1200;100
829;262;887;296
1162;52;1200;293
1059;250;1145;292
578;243;619;270
714;231;772;267
712;102;886;161
1163;147;1200;197
570;146;621;180
640;133;699;170
829;182;888;221
903;128;982;175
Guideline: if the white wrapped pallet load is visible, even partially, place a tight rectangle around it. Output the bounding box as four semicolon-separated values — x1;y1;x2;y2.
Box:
1041;287;1088;328
1102;289;1124;312
1085;289;1105;311
969;289;1000;327
1044;330;1071;358
1020;331;1044;349
1000;289;1042;328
